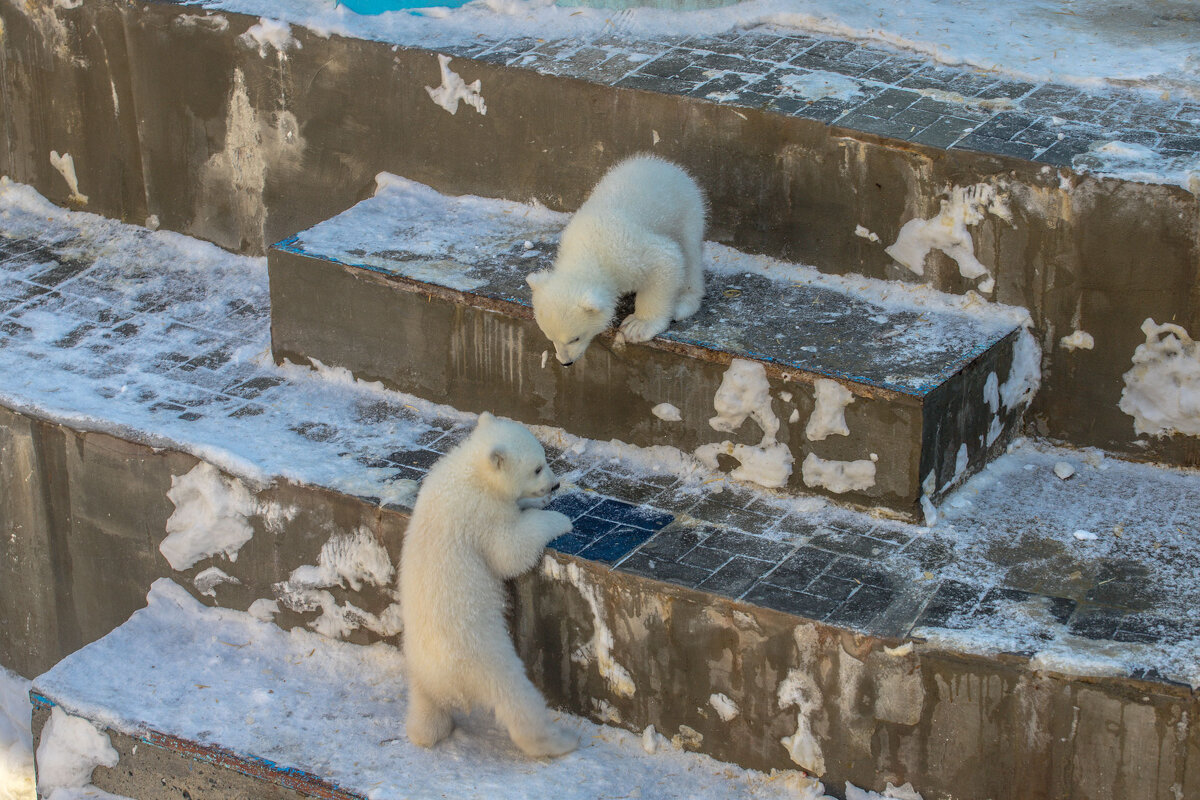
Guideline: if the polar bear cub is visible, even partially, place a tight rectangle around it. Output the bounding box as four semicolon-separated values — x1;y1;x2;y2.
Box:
527;154;707;366
398;412;578;758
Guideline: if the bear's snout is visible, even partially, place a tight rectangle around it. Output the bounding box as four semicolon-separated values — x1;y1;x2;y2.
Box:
551;482;561;492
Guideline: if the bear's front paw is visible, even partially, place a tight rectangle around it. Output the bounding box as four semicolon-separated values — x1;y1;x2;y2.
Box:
619;314;667;344
540;509;573;538
514;722;579;759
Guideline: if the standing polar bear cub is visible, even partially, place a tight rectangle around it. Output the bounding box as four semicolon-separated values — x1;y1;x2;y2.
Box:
399;412;578;758
527;154;707;365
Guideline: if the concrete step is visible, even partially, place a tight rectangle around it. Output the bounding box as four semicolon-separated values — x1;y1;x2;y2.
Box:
3;172;1199;800
27;579;839;800
269;175;1030;519
5;0;1200;468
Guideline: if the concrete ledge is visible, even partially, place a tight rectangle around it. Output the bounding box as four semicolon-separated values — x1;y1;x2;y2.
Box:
268;177;1026;517
7;401;1199;800
2;0;1198;466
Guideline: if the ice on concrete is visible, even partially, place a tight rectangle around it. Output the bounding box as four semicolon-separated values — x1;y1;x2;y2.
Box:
885;183;1011;295
999;328;1042;411
0;667;35;800
804;379;853;441
778;627;825;777
425;54;487;116
34;708;118;795
801;452;877;494
193;566;241;598
160;462;257;571
48;152;86;206
543;558;636;699
1059;330;1094;352
845;782;923;800
708;693;740;722
1119;318;1200;438
652;402;682;422
240;17;299;56
697;359;794;489
275;528;400;639
32;579;824;800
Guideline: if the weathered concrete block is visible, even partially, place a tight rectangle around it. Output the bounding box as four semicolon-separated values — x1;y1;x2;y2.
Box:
268;178;1025;517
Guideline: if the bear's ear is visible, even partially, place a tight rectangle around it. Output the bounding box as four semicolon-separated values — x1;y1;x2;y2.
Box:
477;411;495;428
526;271;547;290
579;289;605;315
488;445;506;471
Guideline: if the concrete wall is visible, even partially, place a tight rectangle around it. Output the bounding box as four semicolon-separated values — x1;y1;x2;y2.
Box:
4;403;1198;800
1;0;1198;468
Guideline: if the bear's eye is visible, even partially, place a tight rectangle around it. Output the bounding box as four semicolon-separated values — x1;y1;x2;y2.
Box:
535;465;543;475
568;337;580;344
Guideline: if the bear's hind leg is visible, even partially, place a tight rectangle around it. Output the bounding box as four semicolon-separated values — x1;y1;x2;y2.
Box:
406;685;455;748
489;666;578;758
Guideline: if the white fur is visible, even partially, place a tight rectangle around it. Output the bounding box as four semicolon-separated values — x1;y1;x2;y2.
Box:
527;154;707;365
398;412;577;758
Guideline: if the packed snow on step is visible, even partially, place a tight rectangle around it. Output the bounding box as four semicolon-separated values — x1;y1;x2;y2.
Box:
187;0;1200;100
31;579;889;800
2;178;1198;684
0;667;35;800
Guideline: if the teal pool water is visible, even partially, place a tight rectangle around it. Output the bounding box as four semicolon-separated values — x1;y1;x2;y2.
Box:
339;0;471;13
341;0;738;13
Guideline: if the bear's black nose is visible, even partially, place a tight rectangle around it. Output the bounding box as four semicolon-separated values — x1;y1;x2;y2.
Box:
551;482;561;492
560;360;573;367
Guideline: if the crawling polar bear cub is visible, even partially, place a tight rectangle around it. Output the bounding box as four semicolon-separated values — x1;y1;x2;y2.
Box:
527;154;707;365
398;412;578;758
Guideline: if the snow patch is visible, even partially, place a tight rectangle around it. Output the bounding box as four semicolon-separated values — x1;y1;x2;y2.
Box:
845;782;924;800
854;225;880;243
34;709;118;795
652;402;682;422
778;627;825;776
240;17;299;56
697;359;794;489
0;667;34;800
542;557;635;698
805;378;853;441
193;566;240;598
885;183;1010;294
425;54;487;116
160;462;256;571
246;598;279;621
274;528;399;639
801;452;876;494
1053;461;1076;480
779;71;862;102
1000;327;1041;411
48;152;87;206
1119;318;1200;437
1060;330;1094;351
708;692;740;722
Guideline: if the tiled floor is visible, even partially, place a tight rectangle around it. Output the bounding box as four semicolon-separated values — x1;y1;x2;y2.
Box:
1;182;1198;686
439;27;1199;175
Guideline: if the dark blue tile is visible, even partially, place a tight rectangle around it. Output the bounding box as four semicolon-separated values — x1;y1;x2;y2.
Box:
548;532;592;556
697;556;773;599
589;498;674;531
571;515;618;541
916;579;983;629
826;585;894;629
744;584;838;620
618;551;710;589
701;529;794;561
385;448;442;470
546;492;601;520
636;527;707;561
763;546;831;589
680;545;733;571
579;526;654;564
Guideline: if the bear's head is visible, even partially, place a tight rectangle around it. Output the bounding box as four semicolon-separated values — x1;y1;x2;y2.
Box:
470;412;560;506
526;270;613;367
